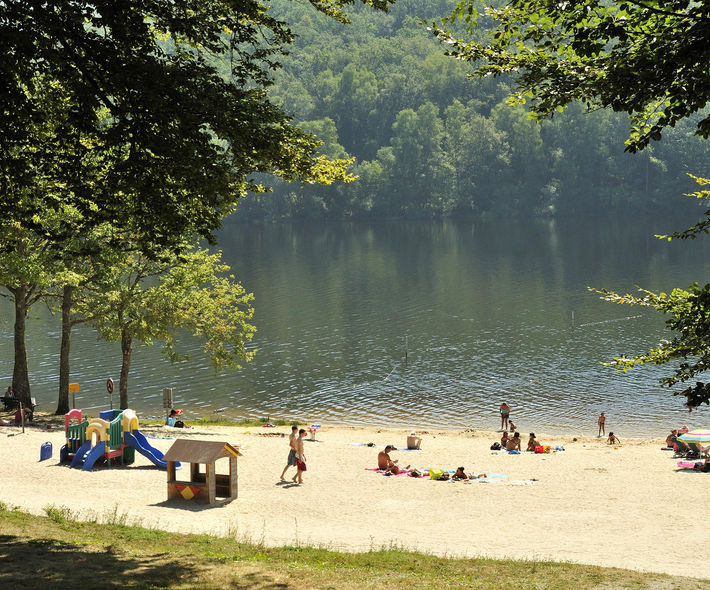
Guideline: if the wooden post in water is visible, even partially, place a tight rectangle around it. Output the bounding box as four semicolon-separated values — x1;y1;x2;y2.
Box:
405;336;408;365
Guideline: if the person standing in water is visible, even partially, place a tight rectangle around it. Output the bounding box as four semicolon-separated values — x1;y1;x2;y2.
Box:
598;412;606;437
500;402;510;431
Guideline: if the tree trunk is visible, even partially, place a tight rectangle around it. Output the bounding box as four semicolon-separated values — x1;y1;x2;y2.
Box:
56;285;73;415
119;329;132;409
12;285;31;407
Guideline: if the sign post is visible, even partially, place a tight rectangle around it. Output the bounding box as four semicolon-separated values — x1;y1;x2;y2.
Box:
106;378;114;409
163;387;173;423
68;382;80;409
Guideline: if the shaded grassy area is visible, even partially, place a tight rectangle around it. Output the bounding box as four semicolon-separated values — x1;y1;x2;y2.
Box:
4;410;296;430
0;504;707;589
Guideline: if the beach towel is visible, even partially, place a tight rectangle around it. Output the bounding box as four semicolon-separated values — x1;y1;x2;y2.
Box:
364;468;412;476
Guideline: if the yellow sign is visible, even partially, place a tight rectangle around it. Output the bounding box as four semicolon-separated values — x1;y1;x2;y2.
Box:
68;383;80;393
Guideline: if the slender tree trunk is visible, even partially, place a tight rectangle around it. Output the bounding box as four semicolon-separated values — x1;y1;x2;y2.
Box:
12;285;31;407
56;285;73;415
119;329;132;409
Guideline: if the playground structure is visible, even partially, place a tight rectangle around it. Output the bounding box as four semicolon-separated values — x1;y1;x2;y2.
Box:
61;408;179;471
162;439;242;505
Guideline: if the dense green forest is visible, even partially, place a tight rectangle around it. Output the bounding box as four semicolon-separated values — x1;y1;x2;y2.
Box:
234;0;710;221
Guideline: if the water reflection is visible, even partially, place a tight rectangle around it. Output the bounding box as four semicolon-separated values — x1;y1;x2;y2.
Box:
2;215;709;435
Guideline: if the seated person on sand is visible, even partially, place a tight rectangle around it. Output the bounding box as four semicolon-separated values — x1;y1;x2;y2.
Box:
500;431;509;448
167;409;190;428
407;432;422;450
377;445;408;474
14;406;32;424
506;432;521;451
527;432;540;452
665;429;677;448
667;429;689;453
607;432;620;445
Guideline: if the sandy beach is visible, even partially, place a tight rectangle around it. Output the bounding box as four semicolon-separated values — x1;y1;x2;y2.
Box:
1;416;707;579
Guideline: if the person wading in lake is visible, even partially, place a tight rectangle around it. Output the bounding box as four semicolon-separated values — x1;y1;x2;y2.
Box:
598;412;606;437
500;402;510;431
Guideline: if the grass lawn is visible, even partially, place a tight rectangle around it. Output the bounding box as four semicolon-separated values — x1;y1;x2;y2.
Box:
0;503;707;589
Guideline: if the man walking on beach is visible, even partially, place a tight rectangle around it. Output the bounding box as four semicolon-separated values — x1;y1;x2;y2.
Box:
293;428;307;484
598;412;606;437
280;425;299;481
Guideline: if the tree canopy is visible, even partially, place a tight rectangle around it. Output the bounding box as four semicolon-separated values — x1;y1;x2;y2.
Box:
0;0;388;253
431;0;710;153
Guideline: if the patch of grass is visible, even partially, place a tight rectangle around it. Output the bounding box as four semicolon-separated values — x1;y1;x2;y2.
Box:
139;416;298;428
43;505;76;524
195;416;295;427
1;504;707;589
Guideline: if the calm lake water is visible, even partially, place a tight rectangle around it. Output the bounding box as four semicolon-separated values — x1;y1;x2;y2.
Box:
2;215;710;436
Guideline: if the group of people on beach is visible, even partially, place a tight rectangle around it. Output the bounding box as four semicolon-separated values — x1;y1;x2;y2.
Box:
502;402;621;445
499;403;544;451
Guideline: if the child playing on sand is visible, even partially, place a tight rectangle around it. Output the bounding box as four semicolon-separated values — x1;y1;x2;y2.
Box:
607;432;620;445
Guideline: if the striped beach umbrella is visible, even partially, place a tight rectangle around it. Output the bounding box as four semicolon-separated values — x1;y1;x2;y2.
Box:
678;431;710;445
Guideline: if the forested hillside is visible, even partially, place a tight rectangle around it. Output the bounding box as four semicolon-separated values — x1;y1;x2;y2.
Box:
235;0;710;221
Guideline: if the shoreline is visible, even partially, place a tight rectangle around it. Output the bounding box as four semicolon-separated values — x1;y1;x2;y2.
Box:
2;416;706;578
5;409;670;442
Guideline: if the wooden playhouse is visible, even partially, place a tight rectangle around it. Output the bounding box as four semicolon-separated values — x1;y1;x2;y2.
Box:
162;439;242;505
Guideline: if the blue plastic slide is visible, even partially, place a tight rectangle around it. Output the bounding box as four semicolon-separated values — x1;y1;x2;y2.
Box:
69;440;92;469
124;430;178;470
82;441;106;471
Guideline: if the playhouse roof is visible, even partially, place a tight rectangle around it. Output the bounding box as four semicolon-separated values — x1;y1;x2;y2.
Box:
162;439;242;464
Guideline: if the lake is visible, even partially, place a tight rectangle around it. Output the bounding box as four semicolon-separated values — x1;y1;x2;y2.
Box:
2;214;710;436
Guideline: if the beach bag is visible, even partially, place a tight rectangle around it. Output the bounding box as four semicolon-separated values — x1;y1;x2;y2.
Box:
544;445;551;454
490;442;501;450
534;445;544;454
429;468;444;480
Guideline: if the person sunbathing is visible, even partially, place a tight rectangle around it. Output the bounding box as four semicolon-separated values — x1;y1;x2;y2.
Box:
452;467;468;480
506;432;521;451
526;432;540;452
